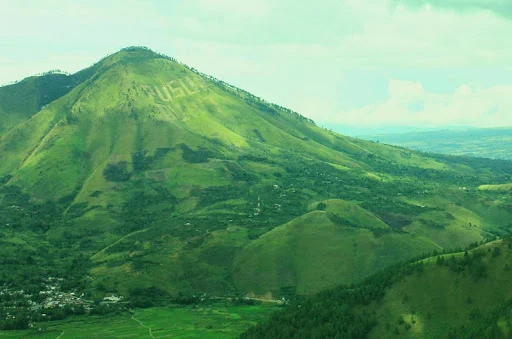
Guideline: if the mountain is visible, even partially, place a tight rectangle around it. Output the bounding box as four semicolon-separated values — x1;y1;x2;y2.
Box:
0;47;511;304
0;66;99;134
319;123;452;137
242;238;512;338
361;127;512;161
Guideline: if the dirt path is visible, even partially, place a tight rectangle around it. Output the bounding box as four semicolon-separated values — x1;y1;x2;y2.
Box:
131;315;155;339
247;297;283;304
91;229;149;261
211;295;284;304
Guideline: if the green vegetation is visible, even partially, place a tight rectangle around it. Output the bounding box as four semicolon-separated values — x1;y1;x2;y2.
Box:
242;238;512;338
103;161;132;182
479;183;512;192
0;47;511;336
0;64;100;134
233;209;437;296
0;304;277;338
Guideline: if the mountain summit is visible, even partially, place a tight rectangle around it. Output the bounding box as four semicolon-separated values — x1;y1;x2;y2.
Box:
0;47;510;299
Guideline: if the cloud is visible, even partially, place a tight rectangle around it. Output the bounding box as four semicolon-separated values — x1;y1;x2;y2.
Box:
338;0;512;70
388;80;425;100
195;0;271;16
1;0;511;128
333;79;512;127
164;0;512;72
393;0;512;19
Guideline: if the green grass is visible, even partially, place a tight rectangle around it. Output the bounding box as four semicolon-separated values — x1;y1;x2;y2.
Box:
364;240;512;338
0;70;91;134
321;199;390;230
233;210;438;296
242;239;512;338
1;47;511;303
0;304;277;338
479;183;512;192
89;224;252;296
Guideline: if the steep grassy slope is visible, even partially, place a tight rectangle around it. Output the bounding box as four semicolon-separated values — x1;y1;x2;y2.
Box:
242;238;512;338
0;66;99;134
365;240;512;338
0;47;511;303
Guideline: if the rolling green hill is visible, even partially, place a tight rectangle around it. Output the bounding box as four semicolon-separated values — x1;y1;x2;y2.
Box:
0;46;511;319
242;238;512;338
233;207;436;297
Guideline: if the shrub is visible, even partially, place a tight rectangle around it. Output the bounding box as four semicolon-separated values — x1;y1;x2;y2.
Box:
103;161;132;182
316;202;327;211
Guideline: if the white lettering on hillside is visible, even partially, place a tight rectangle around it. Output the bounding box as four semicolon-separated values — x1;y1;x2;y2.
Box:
143;76;207;102
141;76;208;121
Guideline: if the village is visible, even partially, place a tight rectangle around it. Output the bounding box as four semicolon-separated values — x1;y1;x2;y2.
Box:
0;277;124;330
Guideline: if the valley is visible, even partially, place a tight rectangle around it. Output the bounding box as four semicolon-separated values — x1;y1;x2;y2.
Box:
362;128;512;161
0;47;511;337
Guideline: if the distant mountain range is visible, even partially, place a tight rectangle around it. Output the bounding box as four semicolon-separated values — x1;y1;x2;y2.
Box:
358;127;512;161
319;123;462;136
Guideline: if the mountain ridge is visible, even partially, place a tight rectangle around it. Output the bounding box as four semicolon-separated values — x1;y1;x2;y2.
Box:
362;127;512;161
0;47;510;302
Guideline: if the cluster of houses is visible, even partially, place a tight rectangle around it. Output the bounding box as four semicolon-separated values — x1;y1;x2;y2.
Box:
1;277;124;322
33;277;90;311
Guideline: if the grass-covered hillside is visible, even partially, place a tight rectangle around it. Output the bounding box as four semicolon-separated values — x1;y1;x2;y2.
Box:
242;238;512;338
0;47;511;310
0;65;99;134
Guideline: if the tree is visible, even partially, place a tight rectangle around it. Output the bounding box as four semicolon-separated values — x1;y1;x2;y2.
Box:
103;161;132;182
316;202;327;211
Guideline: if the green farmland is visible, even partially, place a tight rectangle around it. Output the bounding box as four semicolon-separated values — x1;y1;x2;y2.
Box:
0;304;276;338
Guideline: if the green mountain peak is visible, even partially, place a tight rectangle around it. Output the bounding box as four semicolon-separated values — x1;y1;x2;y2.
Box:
0;49;510;303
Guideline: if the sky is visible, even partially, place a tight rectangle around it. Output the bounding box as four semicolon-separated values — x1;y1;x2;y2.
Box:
1;0;511;128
